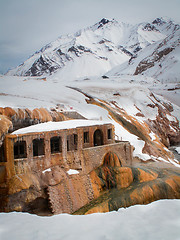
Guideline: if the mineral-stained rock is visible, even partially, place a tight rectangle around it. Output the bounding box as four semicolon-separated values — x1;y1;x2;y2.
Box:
0;106;72;146
136;168;158;182
0;115;13;145
1;162;180;215
8;173;41;195
74;165;180;215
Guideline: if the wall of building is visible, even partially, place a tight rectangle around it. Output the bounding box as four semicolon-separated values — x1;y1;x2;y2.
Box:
82;142;132;173
3;123;117;179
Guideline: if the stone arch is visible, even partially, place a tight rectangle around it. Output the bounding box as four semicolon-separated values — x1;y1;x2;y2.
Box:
103;152;122;167
93;129;104;146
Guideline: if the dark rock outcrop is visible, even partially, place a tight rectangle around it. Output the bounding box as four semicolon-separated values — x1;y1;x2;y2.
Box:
134;47;174;75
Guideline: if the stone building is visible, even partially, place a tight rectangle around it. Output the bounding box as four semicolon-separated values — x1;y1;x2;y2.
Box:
0;120;132;178
0;119;133;214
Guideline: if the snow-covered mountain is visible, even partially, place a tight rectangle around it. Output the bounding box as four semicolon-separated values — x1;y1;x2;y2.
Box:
107;18;180;83
6;17;176;81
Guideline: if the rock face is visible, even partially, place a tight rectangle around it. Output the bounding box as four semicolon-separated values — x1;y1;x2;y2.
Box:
147;98;180;146
134;47;174;76
0;115;13;145
0;107;67;132
74;164;180;215
1;158;179;215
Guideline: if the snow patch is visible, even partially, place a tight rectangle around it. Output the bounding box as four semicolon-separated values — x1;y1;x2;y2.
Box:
175;147;180;154
149;132;156;141
166;114;176;122
42;168;51;174
112;120;151;161
67;169;79;175
157;157;169;163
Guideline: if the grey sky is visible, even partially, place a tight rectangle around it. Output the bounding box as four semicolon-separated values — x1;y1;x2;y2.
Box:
0;0;180;74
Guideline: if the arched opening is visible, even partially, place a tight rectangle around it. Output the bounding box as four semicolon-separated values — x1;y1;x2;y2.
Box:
103;152;122;167
93;129;103;146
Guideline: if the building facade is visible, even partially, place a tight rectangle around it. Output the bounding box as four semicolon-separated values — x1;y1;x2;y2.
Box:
0;120;132;180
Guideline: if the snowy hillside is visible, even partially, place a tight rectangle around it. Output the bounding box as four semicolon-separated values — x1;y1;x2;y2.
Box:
6;18;171;81
107;18;180;83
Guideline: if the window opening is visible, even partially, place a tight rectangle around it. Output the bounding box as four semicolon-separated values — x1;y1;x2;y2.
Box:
67;139;70;151
108;129;112;139
33;138;44;157
73;134;78;150
84;132;89;143
94;129;103;146
0;144;5;162
14;141;27;159
50;136;62;153
67;134;78;151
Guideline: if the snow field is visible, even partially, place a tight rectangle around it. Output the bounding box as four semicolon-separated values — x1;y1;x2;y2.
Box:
0;200;179;240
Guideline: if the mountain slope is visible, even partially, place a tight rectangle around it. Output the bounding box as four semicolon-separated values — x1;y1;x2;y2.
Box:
6;18;169;80
107;18;180;83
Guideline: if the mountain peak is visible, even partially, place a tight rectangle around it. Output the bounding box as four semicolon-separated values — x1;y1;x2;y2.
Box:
152;17;166;25
99;18;110;25
95;18;114;29
152;17;176;26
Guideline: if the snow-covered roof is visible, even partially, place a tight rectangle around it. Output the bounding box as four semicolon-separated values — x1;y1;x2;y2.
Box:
11;119;111;135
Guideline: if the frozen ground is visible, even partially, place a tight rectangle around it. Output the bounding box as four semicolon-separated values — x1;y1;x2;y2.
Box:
0;200;179;240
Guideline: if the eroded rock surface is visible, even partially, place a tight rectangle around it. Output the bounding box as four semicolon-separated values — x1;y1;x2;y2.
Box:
1;159;179;215
74;164;180;215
